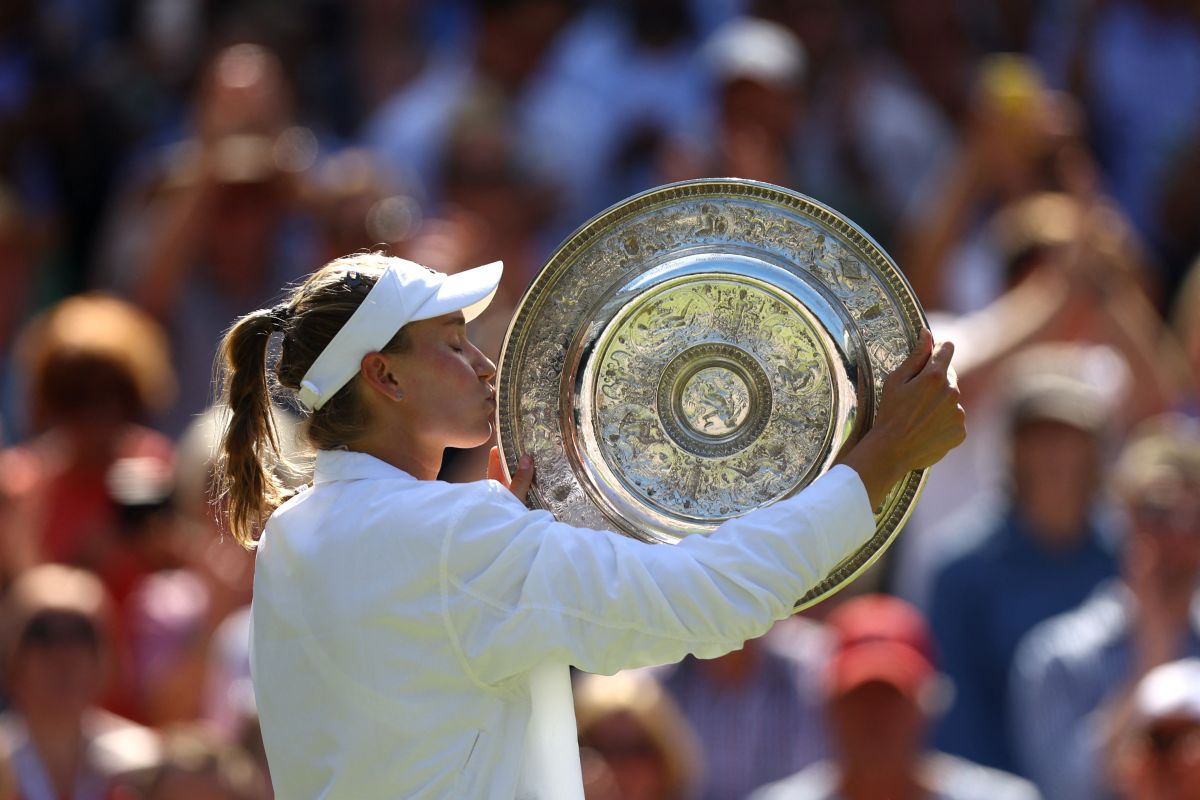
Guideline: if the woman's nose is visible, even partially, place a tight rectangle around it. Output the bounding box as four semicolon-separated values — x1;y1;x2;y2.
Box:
474;347;497;381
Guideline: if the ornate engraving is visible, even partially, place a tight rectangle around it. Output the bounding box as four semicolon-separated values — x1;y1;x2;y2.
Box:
680;368;750;436
497;179;927;607
588;279;832;522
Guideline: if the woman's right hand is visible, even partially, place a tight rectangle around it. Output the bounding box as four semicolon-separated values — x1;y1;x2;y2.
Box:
837;329;966;508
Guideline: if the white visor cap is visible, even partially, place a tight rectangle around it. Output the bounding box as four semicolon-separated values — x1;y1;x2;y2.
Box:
297;258;502;410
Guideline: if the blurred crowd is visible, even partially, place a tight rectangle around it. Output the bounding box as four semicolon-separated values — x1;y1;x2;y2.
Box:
0;0;1199;798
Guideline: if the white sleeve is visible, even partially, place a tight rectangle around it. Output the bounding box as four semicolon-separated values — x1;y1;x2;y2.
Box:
439;465;876;685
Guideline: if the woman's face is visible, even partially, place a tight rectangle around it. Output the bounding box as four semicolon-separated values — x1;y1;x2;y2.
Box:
388;313;498;451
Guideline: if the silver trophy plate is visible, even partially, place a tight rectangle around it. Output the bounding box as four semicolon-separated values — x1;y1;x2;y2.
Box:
496;179;927;607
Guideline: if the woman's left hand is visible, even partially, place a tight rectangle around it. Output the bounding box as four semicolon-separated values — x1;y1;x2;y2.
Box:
488;446;534;504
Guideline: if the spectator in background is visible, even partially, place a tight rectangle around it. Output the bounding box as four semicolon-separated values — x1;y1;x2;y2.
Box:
898;55;1092;313
1033;0;1200;294
662;16;806;189
0;0;126;295
339;1;449;134
0;564;160;800
574;671;702;800
141;726;268;800
748;594;1038;800
104;455;205;727
1110;658;1200;800
778;0;963;248
653;619;830;800
520;0;707;234
871;0;976;127
1011;414;1200;800
364;0;574;211
894;199;1107;603
0;295;176;597
116;42;317;435
927;350;1121;772
895;190;1183;608
305;148;423;263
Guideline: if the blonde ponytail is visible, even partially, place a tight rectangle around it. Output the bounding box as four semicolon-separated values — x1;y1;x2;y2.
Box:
215;307;289;547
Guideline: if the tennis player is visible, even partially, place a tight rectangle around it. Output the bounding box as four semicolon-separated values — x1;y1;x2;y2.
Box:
214;252;964;798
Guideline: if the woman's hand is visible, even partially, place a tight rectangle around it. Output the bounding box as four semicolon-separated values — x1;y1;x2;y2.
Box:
488;446;535;504
837;329;966;508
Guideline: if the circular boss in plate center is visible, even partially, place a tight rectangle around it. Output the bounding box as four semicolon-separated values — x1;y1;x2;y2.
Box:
681;367;750;435
657;343;771;457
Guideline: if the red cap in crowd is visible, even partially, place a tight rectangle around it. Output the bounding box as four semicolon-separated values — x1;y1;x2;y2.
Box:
824;594;938;702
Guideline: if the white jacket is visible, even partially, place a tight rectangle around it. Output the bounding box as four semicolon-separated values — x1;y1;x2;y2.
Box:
250;449;874;799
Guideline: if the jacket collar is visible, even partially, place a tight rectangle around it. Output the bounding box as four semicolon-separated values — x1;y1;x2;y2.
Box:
312;449;417;485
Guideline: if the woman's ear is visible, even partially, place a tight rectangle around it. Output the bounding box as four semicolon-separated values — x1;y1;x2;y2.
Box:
359;352;405;401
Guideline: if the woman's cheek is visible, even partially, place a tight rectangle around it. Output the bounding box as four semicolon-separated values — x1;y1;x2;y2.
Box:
425;347;462;372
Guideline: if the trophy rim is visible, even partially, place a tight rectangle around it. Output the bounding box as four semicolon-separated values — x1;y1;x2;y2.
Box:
497;177;928;609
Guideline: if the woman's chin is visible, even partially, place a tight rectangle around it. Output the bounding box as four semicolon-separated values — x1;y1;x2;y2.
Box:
452;424;494;450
